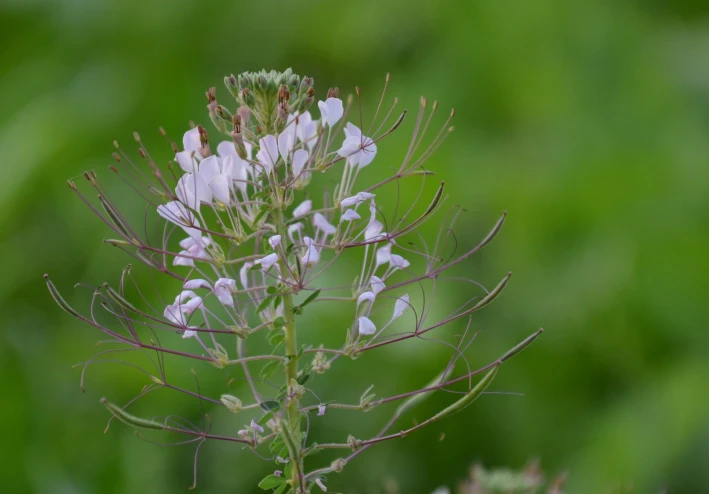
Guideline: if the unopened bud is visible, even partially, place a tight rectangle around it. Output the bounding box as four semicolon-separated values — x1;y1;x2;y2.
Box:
220;394;243;413
327;87;339;98
205;87;216;103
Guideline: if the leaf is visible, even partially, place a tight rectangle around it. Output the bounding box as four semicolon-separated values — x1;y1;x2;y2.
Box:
296;373;310;386
258;474;285;490
257;411;274;426
260;360;281;381
257;296;274;313
273;484;288;494
299;290;321;308
267;285;279;295
260;400;281;412
269;333;285;347
272;317;286;329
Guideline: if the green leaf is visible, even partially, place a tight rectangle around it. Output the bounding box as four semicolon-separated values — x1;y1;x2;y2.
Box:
273;484;288;494
257;296;274;313
272;317;286;329
260;360;281;381
300;290;321;308
260;400;281;412
258;411;274;426
258;475;285;490
296;373;310;386
269;333;285;347
267;285;279;295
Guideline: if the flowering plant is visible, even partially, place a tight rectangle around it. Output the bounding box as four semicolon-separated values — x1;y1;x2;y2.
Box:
46;69;542;493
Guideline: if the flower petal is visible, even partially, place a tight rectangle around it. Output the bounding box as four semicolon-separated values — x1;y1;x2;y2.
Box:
358;316;377;335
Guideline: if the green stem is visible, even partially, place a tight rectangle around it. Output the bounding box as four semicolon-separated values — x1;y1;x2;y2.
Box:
272;207;303;491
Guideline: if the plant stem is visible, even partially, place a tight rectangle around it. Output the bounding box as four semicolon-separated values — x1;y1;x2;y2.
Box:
272;206;303;491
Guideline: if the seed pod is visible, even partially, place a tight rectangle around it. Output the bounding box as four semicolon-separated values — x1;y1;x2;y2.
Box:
431;364;499;421
100;398;166;431
395;366;452;417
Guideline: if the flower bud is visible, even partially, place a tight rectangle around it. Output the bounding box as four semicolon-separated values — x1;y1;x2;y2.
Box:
220;394;243;413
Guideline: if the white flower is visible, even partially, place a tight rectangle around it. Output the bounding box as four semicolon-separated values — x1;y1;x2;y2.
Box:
318;97;344;127
337;123;377;167
198;155;233;204
315;478;328;492
370;275;385;295
294;111;318;149
390;254;410;270
317;405;326;416
392;294;409;320
175;127;201;172
278;129;296;163
174;235;211;267
216;141;251;192
175;171;211;209
256;134;279;174
340;209;361;222
250;419;265;434
164;290;203;327
214;278;236;306
300;236;320;266
291;149;309;178
313;213;336;236
255;253;279;269
293;199;312;218
157;201;201;241
288;222;304;243
239;261;254;289
376;243;392;267
358;316;376;335
357;291;375;307
364;220;383;241
340;191;375;209
268;235;282;250
183;279;212;290
182;327;198;339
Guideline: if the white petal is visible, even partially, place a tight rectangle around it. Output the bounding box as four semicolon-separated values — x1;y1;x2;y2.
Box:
182;296;203;315
175;150;196;173
376;244;392;267
300;244;320;266
198;156;220;182
250;419;264;434
214;278;236;306
390;254;410;270
317;405;326;416
319;97;344;127
358;316;376;336
288;222;304;242
182;127;201;153
239;262;254;289
216;140;237;159
268;235;282;249
209;174;231;204
340;209;361;222
183;279;212;290
278;131;295;162
337;136;362;158
370;276;386;295
392;294;409;320
182;327;198;339
256;134;279;173
293;200;312;218
364;220;383;241
357;138;377;168
256;253;279;269
357;291;375;307
164;304;185;325
313;213;337;236
291;149;308;177
173;252;195;267
344;122;362;139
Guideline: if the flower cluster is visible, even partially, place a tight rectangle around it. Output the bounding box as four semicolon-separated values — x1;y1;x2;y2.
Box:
46;69;541;493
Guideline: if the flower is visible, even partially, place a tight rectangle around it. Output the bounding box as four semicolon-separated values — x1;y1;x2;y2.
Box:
293;199;312;218
239;261;254;289
376;243;392;267
318;97;344;127
216;141;251;192
392;294;409;320
340;209;361;222
358;316;377;335
340;191;375;209
268;235;282;249
390;254;410;270
164;290;203;327
250;419;265;434
183;279;212;290
214;278;236;306
175;170;211;209
338;123;377;167
197;155;233;204
157;201;201;241
175;127;201;172
300;236;320;266
288;222;304;242
294;111;318;149
256;134;279;174
317;405;326;416
255;253;279;269
357;291;375;307
370;275;386;295
313;213;336;236
291;149;309;178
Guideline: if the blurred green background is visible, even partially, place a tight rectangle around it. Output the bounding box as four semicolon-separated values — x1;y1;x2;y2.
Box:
2;0;709;492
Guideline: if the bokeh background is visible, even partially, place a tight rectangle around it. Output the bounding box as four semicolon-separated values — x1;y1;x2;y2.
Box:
2;0;709;492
